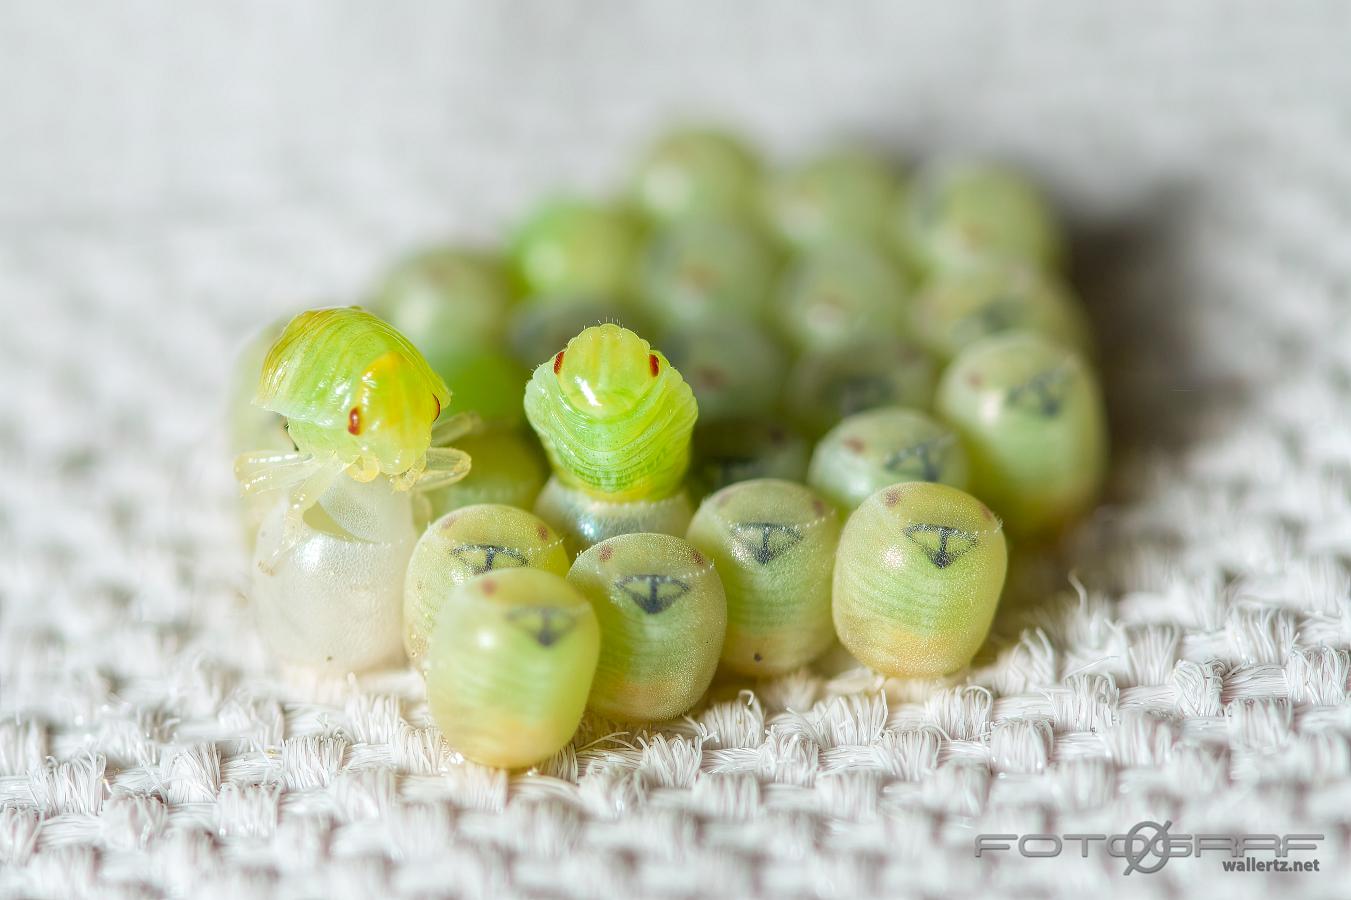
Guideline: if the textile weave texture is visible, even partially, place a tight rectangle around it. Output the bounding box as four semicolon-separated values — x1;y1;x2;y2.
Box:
3;2;1351;897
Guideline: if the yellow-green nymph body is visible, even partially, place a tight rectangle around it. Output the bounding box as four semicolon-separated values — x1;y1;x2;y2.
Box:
833;482;1007;676
524;323;698;502
936;332;1107;539
403;504;570;661
255;306;450;486
424;568;599;769
568;533;727;721
686;479;840;676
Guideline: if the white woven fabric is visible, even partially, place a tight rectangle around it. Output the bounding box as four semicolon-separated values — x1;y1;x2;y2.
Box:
3;2;1351;897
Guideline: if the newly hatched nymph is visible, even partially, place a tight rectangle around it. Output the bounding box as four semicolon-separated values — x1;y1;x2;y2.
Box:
234;307;474;516
833;482;1007;677
424;568;600;769
686;479;840;676
808;406;969;511
403;504;570;662
568;533;727;722
525;324;699;552
935;332;1107;539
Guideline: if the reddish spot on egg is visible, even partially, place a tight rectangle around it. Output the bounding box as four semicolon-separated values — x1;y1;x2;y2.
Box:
537;524;551;542
967;372;984;388
812;498;827;517
598;544;614;562
348;407;362;435
843;436;866;453
649;354;660;377
883;489;901;507
480;578;496;595
691;549;706;566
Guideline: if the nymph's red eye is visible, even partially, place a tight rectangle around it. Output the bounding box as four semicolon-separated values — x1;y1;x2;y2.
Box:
432;395;441;419
649;353;660;377
348;407;362;435
553;350;565;374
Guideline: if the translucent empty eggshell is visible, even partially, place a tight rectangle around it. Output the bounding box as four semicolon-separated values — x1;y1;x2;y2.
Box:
631;127;763;223
778;241;912;352
661;318;787;424
912;264;1092;361
784;337;938;438
509;199;643;299
899;161;1062;274
638;218;777;329
535;476;694;556
935;332;1107;539
424;430;548;519
568;533;727;721
687;418;810;500
686;479;840;676
425;568;599;769
229;317;294;543
833;482;1007;677
808;407;969;511
765;149;903;248
403;503;570;661
252;476;415;673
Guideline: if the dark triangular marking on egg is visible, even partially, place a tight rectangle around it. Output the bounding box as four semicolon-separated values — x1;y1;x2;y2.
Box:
953;297;1024;343
884;437;950;482
729;522;804;565
1005;366;1073;418
505;606;579;647
615;574;691;614
827;374;893;418
903;523;980;569
449;543;528;575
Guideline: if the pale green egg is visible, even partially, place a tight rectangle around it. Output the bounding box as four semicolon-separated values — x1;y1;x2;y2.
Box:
535;476;694;556
833;481;1007;676
568;533;727;722
369;247;513;371
783;337;938;437
426;346;529;429
777;240;912;351
424;430;548;520
808;407;969;511
687;418;810;500
899;161;1062;274
510;199;643;298
686;479;840;676
912;263;1092;361
765;149;903;248
661;317;787;423
631;128;763;223
404;503;570;661
935;332;1107;539
425;568;599;769
638;217;778;329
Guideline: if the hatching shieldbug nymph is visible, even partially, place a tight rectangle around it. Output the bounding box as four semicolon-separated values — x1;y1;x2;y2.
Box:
234;307;476;519
524;323;699;503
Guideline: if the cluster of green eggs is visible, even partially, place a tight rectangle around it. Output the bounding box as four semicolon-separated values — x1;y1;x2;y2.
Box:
231;127;1107;769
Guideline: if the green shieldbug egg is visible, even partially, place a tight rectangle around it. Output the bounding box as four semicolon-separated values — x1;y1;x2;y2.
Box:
535;476;694;556
807;407;969;512
686;479;841;676
778;240;912;352
403;503;570;661
687;418;810;501
524;323;698;502
833;481;1007;677
765;149;902;248
912;264;1092;362
424;430;548;520
935;332;1107;539
426;346;529;429
661;317;787;424
638;217;777;329
899;162;1062;274
424;568;599;769
510;199;643;299
631;127;763;223
567;533;727;721
783;336;938;438
369;247;513;374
